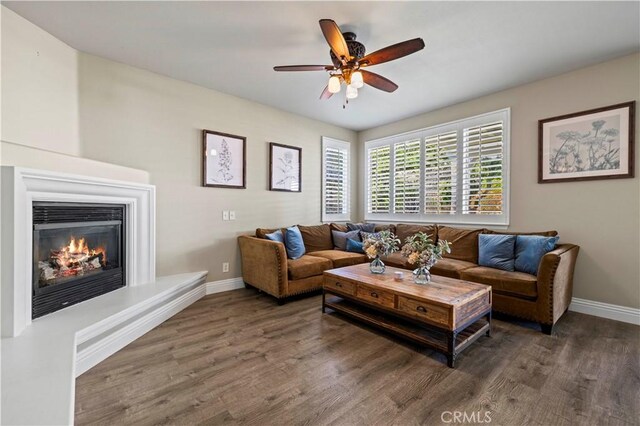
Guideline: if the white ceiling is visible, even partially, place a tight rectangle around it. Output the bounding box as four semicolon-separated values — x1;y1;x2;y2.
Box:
5;1;639;131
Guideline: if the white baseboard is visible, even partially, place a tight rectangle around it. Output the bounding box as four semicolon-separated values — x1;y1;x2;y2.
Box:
206;277;245;294
569;297;640;326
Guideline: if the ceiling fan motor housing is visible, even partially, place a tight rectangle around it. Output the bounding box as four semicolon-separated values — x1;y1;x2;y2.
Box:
330;32;366;67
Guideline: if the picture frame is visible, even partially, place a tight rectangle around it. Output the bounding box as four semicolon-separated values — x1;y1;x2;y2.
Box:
202;129;246;189
538;101;635;183
269;142;302;192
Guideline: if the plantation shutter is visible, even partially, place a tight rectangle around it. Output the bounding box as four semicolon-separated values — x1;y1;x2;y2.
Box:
462;121;504;215
321;137;350;221
367;145;391;214
393;139;421;214
424;131;458;214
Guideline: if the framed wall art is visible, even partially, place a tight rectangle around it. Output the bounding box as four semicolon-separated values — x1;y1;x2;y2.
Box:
202;129;246;189
269;142;302;192
538;101;635;183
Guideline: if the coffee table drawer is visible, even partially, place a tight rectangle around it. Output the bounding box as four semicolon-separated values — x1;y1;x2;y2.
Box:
325;278;356;295
356;284;395;308
397;296;450;327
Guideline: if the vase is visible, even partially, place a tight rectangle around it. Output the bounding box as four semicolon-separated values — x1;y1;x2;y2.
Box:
413;265;431;284
370;256;385;274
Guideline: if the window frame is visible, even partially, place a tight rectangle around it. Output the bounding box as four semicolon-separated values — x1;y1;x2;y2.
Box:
321;136;351;222
363;108;511;226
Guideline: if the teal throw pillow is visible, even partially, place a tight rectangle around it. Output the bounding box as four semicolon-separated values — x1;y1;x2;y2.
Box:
346;238;365;254
478;234;516;271
284;226;306;260
514;235;559;275
264;229;284;244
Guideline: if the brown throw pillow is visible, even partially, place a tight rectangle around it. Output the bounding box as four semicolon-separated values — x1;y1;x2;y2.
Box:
437;226;484;263
297;224;333;252
395;224;437;245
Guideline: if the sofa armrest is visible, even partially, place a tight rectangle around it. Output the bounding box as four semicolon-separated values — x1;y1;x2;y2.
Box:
536;244;580;325
238;235;287;298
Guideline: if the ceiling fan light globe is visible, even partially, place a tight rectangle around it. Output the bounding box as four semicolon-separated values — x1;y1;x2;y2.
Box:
346;84;358;99
328;76;341;93
351;71;364;88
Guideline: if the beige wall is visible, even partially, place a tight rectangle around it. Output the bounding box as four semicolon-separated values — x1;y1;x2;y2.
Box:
1;7;80;155
359;53;640;309
78;54;357;281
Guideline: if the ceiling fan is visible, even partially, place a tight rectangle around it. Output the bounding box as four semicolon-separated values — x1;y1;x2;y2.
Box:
274;19;425;104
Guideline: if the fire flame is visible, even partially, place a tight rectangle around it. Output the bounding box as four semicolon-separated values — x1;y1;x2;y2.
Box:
55;237;107;268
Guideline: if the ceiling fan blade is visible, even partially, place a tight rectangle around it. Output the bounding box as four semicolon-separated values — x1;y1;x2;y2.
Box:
320;85;334;100
360;38;425;66
319;19;350;61
274;65;334;72
361;70;398;93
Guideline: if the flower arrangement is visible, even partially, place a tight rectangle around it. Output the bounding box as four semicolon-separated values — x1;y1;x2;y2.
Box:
362;230;400;259
400;232;451;283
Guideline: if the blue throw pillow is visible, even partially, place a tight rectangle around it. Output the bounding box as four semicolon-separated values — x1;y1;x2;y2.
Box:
332;230;360;250
346;238;365;254
514;235;559;275
478;234;516;272
264;229;284;243
284;226;306;260
347;222;376;233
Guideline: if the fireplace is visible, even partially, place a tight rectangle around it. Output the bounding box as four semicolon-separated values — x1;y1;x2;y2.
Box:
32;202;126;318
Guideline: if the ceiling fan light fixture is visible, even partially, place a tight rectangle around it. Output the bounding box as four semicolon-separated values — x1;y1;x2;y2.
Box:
351;71;364;88
346;84;358;99
328;76;341;93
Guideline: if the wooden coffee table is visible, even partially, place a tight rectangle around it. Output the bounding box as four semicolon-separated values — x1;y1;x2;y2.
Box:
322;263;491;368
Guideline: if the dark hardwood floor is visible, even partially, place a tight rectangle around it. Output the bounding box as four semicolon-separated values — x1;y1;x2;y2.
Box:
75;289;640;425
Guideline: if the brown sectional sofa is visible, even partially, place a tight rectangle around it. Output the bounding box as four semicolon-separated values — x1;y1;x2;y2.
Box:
238;223;579;334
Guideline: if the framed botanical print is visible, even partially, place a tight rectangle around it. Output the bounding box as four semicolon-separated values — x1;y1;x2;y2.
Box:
202;129;246;188
269;143;302;192
538;101;635;183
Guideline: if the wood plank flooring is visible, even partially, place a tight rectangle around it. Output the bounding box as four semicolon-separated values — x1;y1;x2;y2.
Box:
75;289;640;425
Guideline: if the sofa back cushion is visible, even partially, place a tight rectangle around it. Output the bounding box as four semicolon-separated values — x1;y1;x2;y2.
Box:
330;223;348;232
374;224;396;235
485;229;558;237
438;226;484;263
396;224;437;245
298;224;334;252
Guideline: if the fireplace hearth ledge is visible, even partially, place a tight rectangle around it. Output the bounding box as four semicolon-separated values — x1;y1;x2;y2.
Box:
1;271;208;426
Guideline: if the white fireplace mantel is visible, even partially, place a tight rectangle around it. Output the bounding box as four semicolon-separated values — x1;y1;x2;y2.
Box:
1;166;156;337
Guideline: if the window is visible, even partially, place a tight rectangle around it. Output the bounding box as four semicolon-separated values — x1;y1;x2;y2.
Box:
364;108;510;225
322;137;350;222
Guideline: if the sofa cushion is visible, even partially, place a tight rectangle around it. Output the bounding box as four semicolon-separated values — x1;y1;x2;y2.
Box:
478;234;516;272
430;258;477;279
288;255;333;280
307;250;367;268
514;235;559;275
485;229;558;237
331;229;361;250
330;223;348;232
374;224;396;235
460;266;538;299
285;226;306;259
381;252;411;269
396;224;437;245
438;226;484;263
297;224;333;252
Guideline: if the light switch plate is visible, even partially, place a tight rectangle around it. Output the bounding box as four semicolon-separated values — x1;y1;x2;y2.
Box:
222;210;229;221
229;211;236;220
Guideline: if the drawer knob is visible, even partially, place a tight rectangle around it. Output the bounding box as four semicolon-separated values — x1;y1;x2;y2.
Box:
335;282;342;287
370;292;378;298
416;306;427;313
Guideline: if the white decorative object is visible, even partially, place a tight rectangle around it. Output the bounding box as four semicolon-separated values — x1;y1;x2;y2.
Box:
1;166;156;337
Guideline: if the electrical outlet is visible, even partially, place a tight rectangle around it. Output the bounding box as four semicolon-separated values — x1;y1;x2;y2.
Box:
222;210;229;221
222;262;230;273
229;210;236;220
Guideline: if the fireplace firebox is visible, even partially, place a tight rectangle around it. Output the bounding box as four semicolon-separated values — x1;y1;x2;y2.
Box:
32;203;126;319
